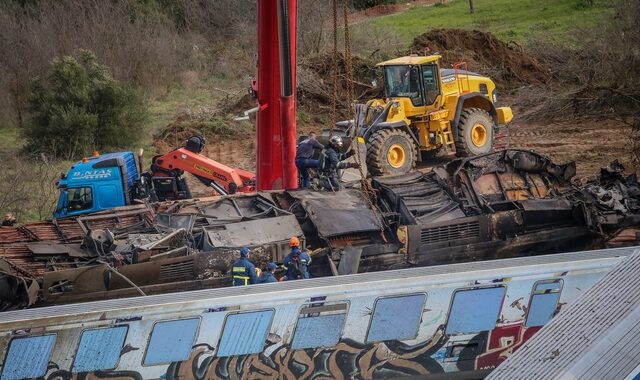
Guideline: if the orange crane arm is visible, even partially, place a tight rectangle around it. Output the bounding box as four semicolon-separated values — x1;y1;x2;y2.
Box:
152;147;255;194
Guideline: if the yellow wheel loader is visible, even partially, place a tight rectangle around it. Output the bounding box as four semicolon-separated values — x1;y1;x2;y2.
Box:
342;55;513;176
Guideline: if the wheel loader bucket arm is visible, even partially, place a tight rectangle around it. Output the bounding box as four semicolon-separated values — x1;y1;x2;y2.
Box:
152;148;255;193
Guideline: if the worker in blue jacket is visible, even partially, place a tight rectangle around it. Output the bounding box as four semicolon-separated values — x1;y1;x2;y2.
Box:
319;135;358;191
231;247;258;286
258;262;278;284
283;237;312;280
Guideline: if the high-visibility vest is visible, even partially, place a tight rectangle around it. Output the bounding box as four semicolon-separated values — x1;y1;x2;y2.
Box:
232;266;251;286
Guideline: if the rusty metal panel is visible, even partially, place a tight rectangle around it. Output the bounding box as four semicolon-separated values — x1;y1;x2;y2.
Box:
204;215;302;248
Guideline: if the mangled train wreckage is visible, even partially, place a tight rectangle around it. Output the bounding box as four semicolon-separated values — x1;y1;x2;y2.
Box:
1;149;640;311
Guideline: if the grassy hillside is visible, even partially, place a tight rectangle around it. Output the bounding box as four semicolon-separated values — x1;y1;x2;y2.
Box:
358;0;614;45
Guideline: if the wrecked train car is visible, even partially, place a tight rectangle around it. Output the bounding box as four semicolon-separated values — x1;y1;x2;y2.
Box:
2;149;640;311
374;150;640;265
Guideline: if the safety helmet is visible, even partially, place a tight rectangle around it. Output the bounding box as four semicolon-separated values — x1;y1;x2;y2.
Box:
289;236;300;247
267;262;278;271
240;247;250;257
329;135;343;148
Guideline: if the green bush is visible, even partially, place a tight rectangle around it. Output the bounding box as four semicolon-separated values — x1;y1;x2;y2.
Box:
26;50;147;159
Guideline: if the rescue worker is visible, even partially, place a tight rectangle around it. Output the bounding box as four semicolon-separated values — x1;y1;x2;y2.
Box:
283;237;312;280
231;247;258;286
295;131;324;188
258;262;278;284
318;135;358;191
391;66;410;95
1;213;16;227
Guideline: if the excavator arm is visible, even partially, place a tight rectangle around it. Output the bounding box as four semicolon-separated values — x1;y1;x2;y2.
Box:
150;136;255;198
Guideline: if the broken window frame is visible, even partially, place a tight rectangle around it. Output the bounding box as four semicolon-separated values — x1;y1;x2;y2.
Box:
366;293;427;343
525;279;564;328
215;309;275;357
290;302;350;350
445;286;506;335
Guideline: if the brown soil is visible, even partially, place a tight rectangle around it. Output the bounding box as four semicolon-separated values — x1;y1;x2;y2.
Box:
509;118;633;178
411;28;550;87
349;0;442;23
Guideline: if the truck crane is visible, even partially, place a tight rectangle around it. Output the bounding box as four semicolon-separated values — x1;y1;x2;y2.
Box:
54;136;255;219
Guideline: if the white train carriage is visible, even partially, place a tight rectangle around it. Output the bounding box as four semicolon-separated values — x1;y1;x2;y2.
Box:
0;246;635;380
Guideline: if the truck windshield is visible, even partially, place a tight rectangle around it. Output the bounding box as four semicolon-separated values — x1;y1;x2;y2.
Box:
66;187;93;212
384;65;423;106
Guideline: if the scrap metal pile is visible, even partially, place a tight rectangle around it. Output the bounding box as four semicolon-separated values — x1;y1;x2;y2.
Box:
1;149;640;311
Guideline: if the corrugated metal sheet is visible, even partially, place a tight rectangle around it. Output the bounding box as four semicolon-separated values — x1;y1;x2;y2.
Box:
488;250;640;380
0;208;154;278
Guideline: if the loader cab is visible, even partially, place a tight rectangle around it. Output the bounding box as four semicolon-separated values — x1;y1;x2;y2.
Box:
379;55;442;111
54;152;139;219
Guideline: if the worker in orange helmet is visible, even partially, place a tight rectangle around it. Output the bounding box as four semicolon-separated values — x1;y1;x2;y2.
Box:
283;236;311;280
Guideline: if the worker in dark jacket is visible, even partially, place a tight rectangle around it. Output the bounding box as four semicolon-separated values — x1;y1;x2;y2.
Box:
1;213;16;227
258;262;278;284
231;247;258;286
283;237;312;280
319;135;358;191
295;131;324;188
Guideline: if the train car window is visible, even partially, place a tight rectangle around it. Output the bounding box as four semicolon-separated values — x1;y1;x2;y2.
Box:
73;326;128;373
525;280;563;327
446;287;505;334
1;334;56;380
367;294;427;342
217;310;274;357
143;318;200;365
291;303;348;349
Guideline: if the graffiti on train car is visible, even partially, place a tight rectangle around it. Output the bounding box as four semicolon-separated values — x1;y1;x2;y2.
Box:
163;331;449;379
33;321;551;379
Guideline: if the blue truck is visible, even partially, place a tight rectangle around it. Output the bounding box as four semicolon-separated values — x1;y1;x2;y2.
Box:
53;152;143;219
53;136;255;219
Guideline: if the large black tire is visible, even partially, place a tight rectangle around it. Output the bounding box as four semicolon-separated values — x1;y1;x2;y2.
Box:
366;129;417;176
455;107;494;157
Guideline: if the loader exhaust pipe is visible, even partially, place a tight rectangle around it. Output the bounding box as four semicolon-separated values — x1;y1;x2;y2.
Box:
137;148;144;179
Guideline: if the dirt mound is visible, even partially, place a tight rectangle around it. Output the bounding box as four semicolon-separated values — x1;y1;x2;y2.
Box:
297;52;382;115
411;28;550;88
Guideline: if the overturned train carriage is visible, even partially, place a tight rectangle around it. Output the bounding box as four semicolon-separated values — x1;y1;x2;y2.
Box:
0;247;633;380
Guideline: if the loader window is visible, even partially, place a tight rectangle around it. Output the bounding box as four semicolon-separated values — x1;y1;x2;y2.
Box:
384;65;424;106
422;64;440;105
66;187;93;212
